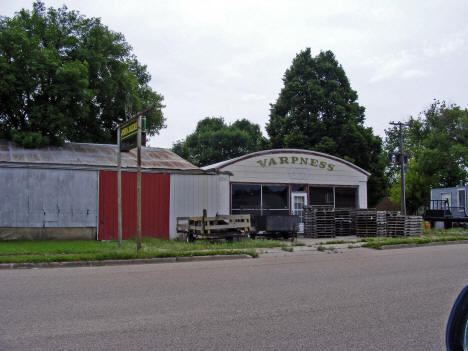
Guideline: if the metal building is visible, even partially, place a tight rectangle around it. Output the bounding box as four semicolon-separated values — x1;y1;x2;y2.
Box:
0;140;224;240
0;142;370;241
203;149;370;229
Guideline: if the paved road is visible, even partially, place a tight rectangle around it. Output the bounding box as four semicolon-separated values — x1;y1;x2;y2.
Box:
1;245;467;350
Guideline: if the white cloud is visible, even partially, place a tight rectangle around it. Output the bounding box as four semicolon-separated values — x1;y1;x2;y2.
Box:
368;51;416;83
400;69;427;79
241;94;266;102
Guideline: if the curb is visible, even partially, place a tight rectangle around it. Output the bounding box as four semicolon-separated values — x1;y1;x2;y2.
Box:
0;254;252;269
378;240;468;250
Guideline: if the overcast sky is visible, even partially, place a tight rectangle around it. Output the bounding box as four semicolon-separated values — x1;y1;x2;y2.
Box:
2;0;468;148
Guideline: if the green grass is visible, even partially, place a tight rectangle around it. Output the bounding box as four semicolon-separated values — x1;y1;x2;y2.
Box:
0;237;283;263
317;245;337;252
291;242;306;246
281;246;293;252
361;233;468;249
320;239;348;245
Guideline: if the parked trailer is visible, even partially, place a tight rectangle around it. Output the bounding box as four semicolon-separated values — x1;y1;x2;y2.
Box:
176;210;251;242
251;215;299;241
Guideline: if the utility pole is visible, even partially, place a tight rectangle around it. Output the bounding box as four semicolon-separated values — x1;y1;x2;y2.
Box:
136;115;142;251
117;127;122;248
116;105;153;252
390;121;408;215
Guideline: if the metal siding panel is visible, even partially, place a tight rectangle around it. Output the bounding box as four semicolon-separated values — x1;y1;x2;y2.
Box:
98;171;117;240
169;175;176;239
122;172;137;239
169;174;223;239
99;172;170;240
0;168;97;228
141;173;170;239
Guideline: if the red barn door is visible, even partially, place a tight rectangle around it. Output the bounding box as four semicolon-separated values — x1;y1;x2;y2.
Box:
98;171;170;240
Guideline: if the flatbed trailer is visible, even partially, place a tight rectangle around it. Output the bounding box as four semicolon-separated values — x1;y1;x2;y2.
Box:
176;211;251;242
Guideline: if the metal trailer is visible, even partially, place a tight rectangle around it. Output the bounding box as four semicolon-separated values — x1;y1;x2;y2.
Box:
176;210;251;242
423;200;468;229
250;215;299;241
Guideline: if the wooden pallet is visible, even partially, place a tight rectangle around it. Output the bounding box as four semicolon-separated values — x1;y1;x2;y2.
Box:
304;206;335;238
404;216;422;236
354;209;387;237
335;209;352;236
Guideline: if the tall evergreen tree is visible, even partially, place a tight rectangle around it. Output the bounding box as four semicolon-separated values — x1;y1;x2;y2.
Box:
266;48;387;206
0;2;165;147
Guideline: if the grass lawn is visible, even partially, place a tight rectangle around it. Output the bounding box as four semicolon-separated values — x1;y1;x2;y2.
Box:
361;228;468;249
0;237;287;263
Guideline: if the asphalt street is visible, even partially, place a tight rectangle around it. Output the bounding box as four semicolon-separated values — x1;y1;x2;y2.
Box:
1;245;467;350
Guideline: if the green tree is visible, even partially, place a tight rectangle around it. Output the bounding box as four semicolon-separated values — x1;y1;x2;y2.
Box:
385;101;468;213
266;48;387;206
0;2;164;147
172;117;267;166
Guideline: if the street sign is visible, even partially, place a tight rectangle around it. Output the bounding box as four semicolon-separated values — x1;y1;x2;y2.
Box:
120;117;146;152
116;105;155;251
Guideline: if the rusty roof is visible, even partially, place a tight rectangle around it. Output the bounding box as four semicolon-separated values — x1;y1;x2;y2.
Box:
0;139;199;171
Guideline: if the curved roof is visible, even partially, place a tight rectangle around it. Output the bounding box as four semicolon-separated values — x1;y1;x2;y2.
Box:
0;139;199;171
202;149;370;177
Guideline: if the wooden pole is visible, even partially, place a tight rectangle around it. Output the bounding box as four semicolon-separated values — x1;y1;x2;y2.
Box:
117;127;122;248
398;123;406;215
136;116;142;251
390;121;407;215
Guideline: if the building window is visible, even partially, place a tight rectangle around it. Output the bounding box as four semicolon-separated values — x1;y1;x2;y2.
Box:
231;184;261;211
335;187;357;208
459;190;466;211
309;187;334;206
262;185;289;210
231;184;289;215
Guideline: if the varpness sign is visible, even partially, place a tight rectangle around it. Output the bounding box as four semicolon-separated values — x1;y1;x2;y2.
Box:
256;156;336;171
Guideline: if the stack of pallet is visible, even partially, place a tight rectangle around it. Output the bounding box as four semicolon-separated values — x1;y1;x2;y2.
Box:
335;209;352;236
303;206;335;238
377;211;387;236
354;209;387;237
404;216;423;236
386;212;406;237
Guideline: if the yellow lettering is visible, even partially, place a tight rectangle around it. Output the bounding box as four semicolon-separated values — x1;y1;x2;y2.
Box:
268;158;277;166
300;157;308;165
257;159;267;168
291;156;299;164
279;157;289;164
319;161;326;168
310;159;318;167
327;164;335;171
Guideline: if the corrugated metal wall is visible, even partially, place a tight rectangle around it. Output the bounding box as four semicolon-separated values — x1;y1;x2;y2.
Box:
169;174;230;239
0;168;98;227
98;171;170;240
